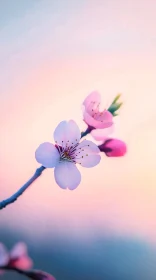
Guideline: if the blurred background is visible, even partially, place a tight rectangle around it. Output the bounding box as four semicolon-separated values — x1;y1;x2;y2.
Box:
0;0;156;279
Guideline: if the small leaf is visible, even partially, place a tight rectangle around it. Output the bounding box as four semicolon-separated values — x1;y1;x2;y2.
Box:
112;112;118;116
112;93;121;104
108;102;123;115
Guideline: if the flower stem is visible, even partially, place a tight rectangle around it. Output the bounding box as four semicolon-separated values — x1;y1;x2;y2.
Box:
0;129;93;211
0;166;46;210
0;265;55;280
1;266;33;279
81;126;94;138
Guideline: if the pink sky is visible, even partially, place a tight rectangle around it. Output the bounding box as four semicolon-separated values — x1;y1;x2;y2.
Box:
0;0;156;242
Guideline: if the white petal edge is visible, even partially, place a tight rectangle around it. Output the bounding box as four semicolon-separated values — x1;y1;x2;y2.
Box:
76;140;100;154
53;121;67;146
54;120;81;146
54;161;81;190
74;140;101;167
35;142;60;168
76;154;101;168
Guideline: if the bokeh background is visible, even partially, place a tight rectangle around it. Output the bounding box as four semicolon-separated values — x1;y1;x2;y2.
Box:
0;0;156;279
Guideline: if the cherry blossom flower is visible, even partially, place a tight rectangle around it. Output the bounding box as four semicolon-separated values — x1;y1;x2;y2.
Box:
99;138;127;157
0;242;33;272
35;120;101;190
82;91;113;129
0;243;56;280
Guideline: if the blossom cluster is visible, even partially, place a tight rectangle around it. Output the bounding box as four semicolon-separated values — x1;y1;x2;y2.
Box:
0;242;55;279
0;91;127;279
35;91;127;190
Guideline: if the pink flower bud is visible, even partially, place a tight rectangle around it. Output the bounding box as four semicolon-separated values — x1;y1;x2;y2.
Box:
99;139;127;157
9;242;33;270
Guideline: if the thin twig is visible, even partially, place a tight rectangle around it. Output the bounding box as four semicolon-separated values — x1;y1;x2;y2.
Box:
81;126;93;138
0;166;46;210
0;265;55;279
0;127;90;211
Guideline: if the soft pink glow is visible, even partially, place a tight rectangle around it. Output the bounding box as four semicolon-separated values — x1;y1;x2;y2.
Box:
0;242;32;270
0;0;156;243
9;242;33;270
35;120;101;189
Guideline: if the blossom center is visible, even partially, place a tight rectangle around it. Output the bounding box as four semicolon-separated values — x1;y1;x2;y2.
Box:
63;151;71;160
55;140;91;165
89;101;102;117
55;142;78;163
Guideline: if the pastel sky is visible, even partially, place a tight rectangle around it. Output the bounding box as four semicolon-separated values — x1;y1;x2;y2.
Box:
0;0;156;242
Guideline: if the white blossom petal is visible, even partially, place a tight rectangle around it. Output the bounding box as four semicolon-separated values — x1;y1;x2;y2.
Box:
35;142;60;168
74;140;101;167
53;120;81;147
76;154;101;167
76;140;100;153
54;161;81;190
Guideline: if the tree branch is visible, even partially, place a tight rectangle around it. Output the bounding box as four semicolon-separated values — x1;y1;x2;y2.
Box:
0;127;91;211
0;166;46;210
0;265;55;280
